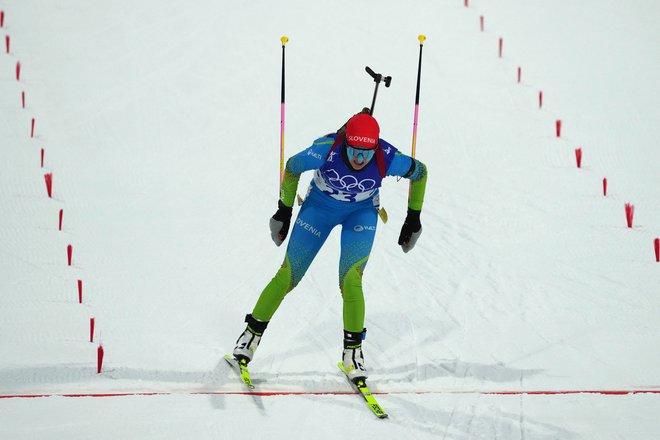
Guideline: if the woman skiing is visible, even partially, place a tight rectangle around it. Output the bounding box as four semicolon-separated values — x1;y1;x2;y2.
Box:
231;109;427;382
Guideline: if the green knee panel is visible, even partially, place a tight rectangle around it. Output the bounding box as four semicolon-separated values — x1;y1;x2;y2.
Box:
252;256;293;322
341;258;368;333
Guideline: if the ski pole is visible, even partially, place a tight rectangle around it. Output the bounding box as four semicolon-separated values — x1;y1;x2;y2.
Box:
279;36;288;193
411;35;425;159
408;35;426;206
365;66;392;115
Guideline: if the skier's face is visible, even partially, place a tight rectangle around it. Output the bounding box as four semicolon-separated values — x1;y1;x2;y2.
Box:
346;144;375;170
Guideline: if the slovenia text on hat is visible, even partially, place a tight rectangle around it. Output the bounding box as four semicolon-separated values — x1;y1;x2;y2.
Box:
345;113;379;149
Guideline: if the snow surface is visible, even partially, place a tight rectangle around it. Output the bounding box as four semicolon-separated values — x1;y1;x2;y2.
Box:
1;0;660;438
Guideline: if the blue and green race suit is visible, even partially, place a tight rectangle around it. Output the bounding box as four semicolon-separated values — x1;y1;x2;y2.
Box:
252;133;428;333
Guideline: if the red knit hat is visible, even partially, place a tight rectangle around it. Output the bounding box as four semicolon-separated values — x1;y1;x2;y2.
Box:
345;113;379;149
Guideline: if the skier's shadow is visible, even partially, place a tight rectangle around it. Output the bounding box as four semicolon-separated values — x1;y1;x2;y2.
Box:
0;358;267;413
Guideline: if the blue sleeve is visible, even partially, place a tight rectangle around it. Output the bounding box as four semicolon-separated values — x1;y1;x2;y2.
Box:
386;151;423;180
285;136;335;175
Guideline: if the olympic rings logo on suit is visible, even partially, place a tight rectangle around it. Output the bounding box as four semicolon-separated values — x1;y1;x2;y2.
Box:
324;169;376;192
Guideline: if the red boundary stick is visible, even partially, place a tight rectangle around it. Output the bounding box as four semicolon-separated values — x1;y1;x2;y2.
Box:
556;119;562;137
602;178;607;197
44;173;53;198
625;203;634;228
655;238;659;262
16;62;20;81
498;37;503;58
78;280;83;303
0;11;4;28
67;244;73;266
97;345;104;373
5;35;9;54
480;16;484;32
22;91;26;108
575;148;582;168
539;91;543;109
90;317;95;342
59;209;64;231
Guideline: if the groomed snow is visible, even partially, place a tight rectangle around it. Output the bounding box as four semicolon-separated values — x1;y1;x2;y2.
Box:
1;0;659;438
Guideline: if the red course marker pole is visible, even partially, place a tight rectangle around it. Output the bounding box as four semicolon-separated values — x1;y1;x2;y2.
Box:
0;11;4;28
602;178;608;197
499;38;503;58
67;245;73;266
31;118;35;138
575;148;582;168
555;119;562;137
90;317;95;342
22;91;25;108
44;173;53;198
78;280;83;304
16;61;20;81
59;209;64;231
517;67;521;83
480;16;484;32
625;203;635;228
41;148;44;168
97;345;104;373
539;91;543;109
655;238;659;262
5;35;9;54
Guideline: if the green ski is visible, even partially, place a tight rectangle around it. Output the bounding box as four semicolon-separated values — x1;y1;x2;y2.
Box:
338;361;388;419
224;354;254;390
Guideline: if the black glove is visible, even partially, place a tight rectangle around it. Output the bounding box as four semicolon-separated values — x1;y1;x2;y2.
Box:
398;209;423;253
269;200;293;246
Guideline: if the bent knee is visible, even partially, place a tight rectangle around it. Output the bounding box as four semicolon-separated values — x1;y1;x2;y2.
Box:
340;265;367;300
272;257;295;293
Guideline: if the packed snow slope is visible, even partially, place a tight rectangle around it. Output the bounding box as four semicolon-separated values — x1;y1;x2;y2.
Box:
1;0;659;438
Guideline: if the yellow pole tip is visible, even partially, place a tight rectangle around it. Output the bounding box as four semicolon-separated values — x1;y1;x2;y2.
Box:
418;35;426;43
281;36;289;45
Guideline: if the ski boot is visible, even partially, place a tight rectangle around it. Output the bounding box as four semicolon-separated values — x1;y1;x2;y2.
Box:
232;314;268;363
342;328;368;382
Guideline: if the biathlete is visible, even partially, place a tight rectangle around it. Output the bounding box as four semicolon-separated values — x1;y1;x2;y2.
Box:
231;110;428;382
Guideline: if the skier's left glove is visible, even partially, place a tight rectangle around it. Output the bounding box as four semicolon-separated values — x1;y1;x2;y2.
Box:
269;200;293;247
398;209;422;253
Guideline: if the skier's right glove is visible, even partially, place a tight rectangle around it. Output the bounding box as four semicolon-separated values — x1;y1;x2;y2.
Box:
269;200;293;247
398;208;423;253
